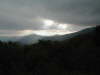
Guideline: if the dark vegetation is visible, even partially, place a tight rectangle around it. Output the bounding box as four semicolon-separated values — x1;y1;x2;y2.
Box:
0;26;98;75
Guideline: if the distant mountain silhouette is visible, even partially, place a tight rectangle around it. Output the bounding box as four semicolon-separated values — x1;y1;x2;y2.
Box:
43;27;95;41
18;26;96;44
0;27;96;44
17;34;44;44
45;26;97;72
0;26;98;75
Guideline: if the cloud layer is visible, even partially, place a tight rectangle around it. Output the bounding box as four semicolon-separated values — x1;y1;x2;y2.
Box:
0;0;99;37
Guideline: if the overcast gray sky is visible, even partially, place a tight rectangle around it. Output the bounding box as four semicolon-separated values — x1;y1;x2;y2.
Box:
0;0;99;37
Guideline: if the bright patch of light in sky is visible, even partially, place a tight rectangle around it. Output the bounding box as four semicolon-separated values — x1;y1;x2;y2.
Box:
42;19;55;29
58;24;68;30
43;19;54;26
0;18;90;37
42;18;69;31
32;30;73;36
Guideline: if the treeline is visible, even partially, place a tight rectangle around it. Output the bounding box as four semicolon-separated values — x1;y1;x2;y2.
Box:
0;36;97;75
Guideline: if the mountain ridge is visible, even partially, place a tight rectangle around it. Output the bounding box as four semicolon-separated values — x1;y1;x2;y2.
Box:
18;26;96;44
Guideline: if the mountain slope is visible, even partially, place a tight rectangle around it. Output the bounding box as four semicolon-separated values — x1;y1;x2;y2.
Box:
43;27;96;41
48;26;97;72
18;27;96;44
0;26;98;75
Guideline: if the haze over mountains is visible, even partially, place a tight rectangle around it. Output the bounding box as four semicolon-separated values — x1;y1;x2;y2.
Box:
0;26;95;44
0;0;99;74
0;25;97;75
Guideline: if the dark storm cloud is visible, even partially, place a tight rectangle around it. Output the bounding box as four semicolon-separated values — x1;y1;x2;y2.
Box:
0;0;99;31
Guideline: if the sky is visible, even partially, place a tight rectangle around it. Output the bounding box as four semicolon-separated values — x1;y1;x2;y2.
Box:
0;0;99;37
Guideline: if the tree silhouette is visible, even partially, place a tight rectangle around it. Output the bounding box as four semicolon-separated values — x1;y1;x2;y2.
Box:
0;26;97;75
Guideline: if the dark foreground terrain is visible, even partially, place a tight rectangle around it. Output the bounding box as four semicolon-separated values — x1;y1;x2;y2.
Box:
0;26;98;75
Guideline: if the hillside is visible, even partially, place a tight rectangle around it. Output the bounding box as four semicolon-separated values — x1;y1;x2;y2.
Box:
43;27;95;41
0;26;98;75
17;27;95;44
